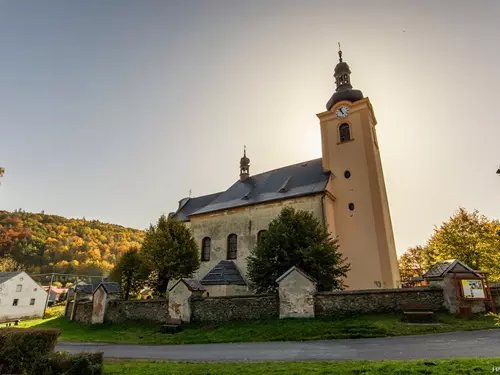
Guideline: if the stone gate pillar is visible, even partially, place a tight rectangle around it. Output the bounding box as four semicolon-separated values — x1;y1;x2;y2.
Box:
91;282;121;324
276;266;316;319
168;279;205;323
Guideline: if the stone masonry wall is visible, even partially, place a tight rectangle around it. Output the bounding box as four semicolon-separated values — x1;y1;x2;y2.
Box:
105;299;170;323
191;294;279;322
65;301;92;323
315;287;445;316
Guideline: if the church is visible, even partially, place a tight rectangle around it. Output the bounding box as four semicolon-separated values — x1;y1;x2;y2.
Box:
169;50;401;296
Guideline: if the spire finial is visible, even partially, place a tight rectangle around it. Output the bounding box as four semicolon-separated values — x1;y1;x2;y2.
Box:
189;189;192;198
244;145;246;157
338;42;342;62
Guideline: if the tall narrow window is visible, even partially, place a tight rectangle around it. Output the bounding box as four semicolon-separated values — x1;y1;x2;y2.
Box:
227;234;237;260
201;237;211;261
257;230;268;244
30;298;35;305
12;299;18;306
339;123;351;143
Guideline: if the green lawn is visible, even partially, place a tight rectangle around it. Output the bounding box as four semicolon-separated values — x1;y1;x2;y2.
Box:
103;358;500;375
19;312;498;345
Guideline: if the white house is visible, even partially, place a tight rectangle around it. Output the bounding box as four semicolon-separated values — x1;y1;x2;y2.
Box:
0;272;48;322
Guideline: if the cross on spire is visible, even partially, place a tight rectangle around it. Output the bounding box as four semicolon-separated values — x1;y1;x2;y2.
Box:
338;42;343;62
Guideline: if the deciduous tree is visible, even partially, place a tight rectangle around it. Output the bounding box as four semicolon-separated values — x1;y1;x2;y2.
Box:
109;247;149;299
141;215;200;296
247;207;350;293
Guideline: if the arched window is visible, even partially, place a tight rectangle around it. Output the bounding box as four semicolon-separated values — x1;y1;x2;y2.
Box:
257;230;268;244
227;234;237;260
339;123;351;143
201;237;211;261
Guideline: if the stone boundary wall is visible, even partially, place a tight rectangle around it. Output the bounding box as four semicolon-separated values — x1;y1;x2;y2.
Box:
105;299;170;323
65;300;92;323
315;287;445;316
191;294;279;322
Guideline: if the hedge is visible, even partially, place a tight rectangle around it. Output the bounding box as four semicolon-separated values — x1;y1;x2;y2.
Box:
0;328;60;373
33;352;103;375
0;328;102;375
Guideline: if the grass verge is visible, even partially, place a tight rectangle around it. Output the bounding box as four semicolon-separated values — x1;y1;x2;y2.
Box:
18;312;498;345
103;358;500;374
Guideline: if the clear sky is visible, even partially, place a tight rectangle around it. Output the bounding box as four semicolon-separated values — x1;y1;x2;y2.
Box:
1;1;499;255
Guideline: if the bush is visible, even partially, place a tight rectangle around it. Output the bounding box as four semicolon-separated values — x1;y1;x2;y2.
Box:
0;328;103;375
34;352;103;375
0;328;60;374
45;305;66;319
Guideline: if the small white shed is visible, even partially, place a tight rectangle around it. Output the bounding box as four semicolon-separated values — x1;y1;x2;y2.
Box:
0;271;47;322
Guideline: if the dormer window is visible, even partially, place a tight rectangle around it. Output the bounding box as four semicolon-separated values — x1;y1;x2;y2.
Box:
339;123;351;143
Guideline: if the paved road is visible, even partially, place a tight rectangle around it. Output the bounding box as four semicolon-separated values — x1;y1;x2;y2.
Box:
57;329;500;362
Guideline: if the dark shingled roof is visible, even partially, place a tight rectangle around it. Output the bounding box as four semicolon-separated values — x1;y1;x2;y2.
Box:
200;260;247;286
423;259;480;279
171;192;223;221
96;282;121;294
168;279;206;292
172;158;330;220
0;272;21;284
74;283;94;294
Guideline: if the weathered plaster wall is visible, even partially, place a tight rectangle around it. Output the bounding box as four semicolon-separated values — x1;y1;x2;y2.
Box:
91;287;107;324
190;195;324;283
315;287;444;316
278;270;315;318
168;282;192;322
191;294;279;322
104;299;170;323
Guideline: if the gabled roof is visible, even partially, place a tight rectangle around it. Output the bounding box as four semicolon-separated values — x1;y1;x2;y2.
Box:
74;283;94;294
168;278;206;292
0;272;21;284
95;282;121;295
276;266;316;284
200;260;247;286
423;259;481;278
170;192;223;222
43;286;67;294
171;158;331;220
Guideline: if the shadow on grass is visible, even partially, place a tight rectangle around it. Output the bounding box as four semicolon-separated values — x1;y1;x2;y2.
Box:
18;312;498;345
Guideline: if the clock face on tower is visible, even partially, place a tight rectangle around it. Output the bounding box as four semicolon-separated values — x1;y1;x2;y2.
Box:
335;105;349;119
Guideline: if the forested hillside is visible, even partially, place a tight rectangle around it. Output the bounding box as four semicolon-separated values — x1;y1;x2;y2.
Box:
0;210;145;276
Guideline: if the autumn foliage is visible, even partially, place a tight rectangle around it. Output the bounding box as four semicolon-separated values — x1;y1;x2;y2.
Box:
0;210;145;276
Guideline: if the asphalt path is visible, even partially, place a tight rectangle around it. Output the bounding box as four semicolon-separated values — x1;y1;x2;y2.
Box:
56;329;500;362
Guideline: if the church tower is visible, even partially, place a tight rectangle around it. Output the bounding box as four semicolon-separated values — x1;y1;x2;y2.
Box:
317;48;400;289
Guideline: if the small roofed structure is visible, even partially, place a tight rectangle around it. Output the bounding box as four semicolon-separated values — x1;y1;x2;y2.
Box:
94;282;121;295
276;266;316;319
423;259;489;315
168;279;206;294
168;279;206;323
200;260;248;297
423;259;481;279
91;282;121;324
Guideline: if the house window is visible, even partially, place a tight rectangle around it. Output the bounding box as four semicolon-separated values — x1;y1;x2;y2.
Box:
257;230;268;244
16;285;22;292
201;237;211;261
30;298;35;305
227;234;237;260
12;299;19;306
339;123;351;143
